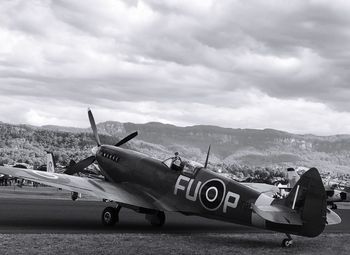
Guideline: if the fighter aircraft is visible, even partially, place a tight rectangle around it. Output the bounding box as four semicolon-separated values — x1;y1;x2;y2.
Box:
43;152;83;201
45;151;100;177
240;167;299;197
324;179;350;209
46;152;55;173
259;168;350;209
0;109;341;247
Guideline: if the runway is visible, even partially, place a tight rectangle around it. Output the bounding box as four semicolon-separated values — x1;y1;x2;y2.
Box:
0;198;349;234
0;198;349;255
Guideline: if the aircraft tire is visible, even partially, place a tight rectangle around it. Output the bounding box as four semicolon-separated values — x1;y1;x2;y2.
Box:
145;211;165;227
71;192;79;201
102;207;118;226
281;238;293;248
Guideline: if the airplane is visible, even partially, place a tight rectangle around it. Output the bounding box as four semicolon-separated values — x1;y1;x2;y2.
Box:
46;152;55;173
276;168;349;209
44;151;82;201
0;109;341;247
326;188;349;209
240;167;298;197
45;151;100;177
242;167;350;209
323;179;350;209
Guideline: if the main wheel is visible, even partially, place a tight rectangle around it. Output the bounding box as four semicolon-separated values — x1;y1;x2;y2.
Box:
145;211;165;227
101;207;118;226
71;192;79;201
281;238;293;248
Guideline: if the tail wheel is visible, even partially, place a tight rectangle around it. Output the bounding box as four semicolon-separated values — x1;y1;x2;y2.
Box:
281;238;293;248
102;207;118;226
71;192;79;201
145;211;165;227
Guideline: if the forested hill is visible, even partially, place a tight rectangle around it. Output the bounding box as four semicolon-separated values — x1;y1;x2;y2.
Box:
1;121;350;174
0;123;117;167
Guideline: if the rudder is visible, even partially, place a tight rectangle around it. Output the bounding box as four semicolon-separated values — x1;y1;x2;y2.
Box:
284;167;327;237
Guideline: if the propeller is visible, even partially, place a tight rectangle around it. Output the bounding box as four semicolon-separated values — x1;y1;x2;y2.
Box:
204;144;211;168
88;108;101;146
115;131;138;147
64;156;96;175
64;109;138;175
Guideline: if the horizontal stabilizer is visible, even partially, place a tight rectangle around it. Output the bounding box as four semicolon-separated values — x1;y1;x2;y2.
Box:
326;208;341;225
252;204;302;225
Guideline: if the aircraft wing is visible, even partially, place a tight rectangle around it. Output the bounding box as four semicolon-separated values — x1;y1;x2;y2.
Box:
0;166;159;210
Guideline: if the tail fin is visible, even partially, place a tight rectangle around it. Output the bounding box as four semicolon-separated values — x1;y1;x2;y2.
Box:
286;168;300;188
46;152;55;173
284;167;327;237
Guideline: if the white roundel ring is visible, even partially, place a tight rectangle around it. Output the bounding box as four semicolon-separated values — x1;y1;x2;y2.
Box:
199;178;226;211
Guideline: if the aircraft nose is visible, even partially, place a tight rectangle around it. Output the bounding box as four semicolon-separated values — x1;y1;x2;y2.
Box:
91;146;99;155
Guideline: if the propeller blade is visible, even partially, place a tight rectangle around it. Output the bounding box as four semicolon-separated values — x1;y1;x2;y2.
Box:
115;131;138;147
204;144;211;168
88;108;101;146
64;156;96;175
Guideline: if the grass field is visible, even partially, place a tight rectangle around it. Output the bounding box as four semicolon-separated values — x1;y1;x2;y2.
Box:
0;233;349;255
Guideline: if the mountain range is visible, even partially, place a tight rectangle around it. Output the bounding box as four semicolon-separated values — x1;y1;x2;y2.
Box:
40;121;350;174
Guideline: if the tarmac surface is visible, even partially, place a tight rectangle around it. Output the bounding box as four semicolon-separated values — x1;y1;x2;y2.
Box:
0;197;349;234
0;190;349;254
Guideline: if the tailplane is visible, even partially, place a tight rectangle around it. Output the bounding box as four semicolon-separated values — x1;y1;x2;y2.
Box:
252;168;340;238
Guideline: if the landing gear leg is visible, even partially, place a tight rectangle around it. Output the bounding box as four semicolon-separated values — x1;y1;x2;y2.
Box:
281;234;293;248
101;204;121;226
145;211;165;227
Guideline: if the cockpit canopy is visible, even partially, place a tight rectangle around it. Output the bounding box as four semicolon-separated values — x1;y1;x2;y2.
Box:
162;157;203;177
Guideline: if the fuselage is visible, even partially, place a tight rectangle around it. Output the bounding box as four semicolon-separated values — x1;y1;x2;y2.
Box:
95;145;325;237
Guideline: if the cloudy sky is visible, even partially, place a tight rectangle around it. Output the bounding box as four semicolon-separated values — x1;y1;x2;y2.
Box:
1;0;350;135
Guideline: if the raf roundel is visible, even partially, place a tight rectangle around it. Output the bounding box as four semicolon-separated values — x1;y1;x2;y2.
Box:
199;179;226;211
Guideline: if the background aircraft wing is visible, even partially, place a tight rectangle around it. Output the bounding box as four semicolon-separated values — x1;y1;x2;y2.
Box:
0;166;160;211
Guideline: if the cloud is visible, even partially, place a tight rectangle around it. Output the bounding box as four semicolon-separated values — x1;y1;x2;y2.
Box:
1;0;350;135
2;91;350;136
